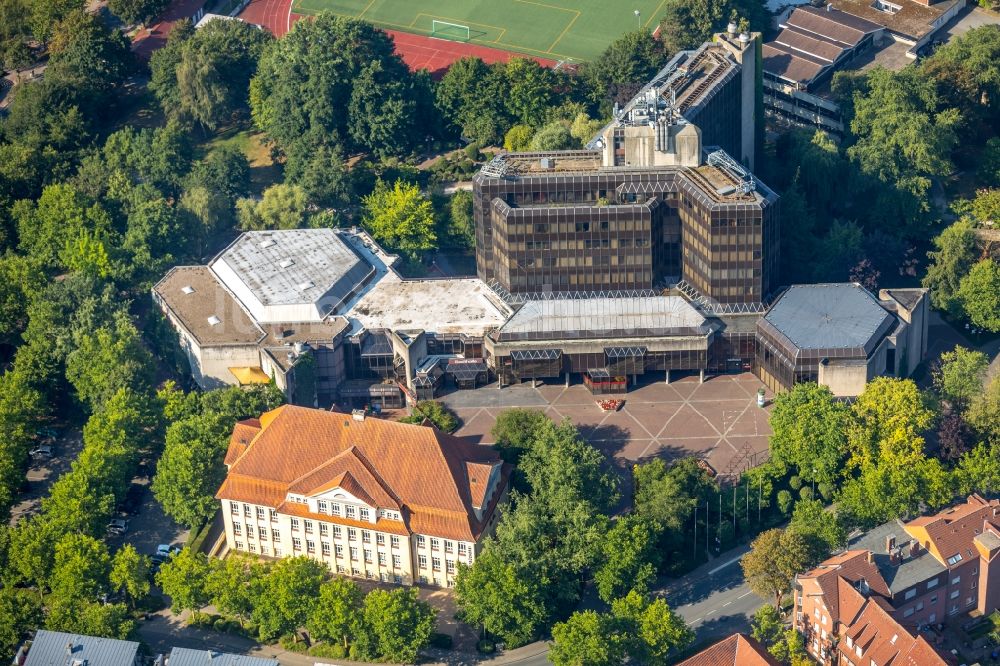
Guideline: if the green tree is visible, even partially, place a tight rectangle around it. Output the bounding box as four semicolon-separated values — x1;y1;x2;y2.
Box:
607;591;693;664
347;60;417;158
633;457;715;532
769;383;849;486
0;587;42;656
454;547;546;648
933;346;989;408
14;183;112;270
582;29;667;108
490;408;550;465
399;401;460;432
750;604;784;658
107;0;167;24
169;19;272;130
6;517;58;596
357;587;435;663
504;124;534;151
958;259;1000;331
550;610;622;666
0;254;45;347
207;554;265;627
250;14;425;156
361;179;436;260
594;514;658;602
252;556;326;641
922;219;979;318
788;499;847;565
284;143;350;209
530;121;577;151
741;528;811;608
156;548;211;615
446;190;475;249
307;577;363;648
50;533;111;604
110;544;151;610
968;377;1000;442
848;377;935;470
65;311;154;410
954;442;1000;496
47;599;134;639
847;67;960;231
503;58;557;128
152;412;232;529
436;57;509;145
237;183;309;231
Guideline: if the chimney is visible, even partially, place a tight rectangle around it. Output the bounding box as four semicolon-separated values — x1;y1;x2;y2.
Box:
889;547;900;565
909;540;919;557
866;551;875;565
886;535;896;553
827;2;833;10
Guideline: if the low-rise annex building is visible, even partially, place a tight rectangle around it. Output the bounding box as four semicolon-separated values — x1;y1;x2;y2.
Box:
675;633;779;665
216;405;510;588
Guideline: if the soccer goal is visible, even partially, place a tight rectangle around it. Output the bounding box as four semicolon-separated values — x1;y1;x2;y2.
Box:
431;20;472;42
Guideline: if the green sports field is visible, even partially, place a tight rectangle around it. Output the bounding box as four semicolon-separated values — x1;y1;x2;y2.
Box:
290;0;669;62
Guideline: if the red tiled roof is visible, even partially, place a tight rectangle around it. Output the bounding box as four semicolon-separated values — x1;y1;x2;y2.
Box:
838;594;947;666
798;550;890;624
216;405;510;542
904;495;1000;568
225;419;261;466
676;634;779;666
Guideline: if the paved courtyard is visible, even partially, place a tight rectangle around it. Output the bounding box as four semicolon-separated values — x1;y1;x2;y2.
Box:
442;372;773;480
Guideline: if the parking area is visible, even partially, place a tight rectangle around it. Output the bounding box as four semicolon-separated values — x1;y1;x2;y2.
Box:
443;372;774;481
9;428;83;527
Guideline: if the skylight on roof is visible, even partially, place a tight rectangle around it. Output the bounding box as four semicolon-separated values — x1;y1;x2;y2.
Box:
181;285;195;294
279;259;295;268
208;315;222;326
259;239;276;249
946;553;963;565
298;281;315;290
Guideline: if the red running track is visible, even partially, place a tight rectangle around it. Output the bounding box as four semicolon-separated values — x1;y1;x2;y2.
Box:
237;0;558;75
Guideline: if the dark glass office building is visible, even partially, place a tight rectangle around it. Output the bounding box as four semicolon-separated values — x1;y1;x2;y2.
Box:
473;34;777;311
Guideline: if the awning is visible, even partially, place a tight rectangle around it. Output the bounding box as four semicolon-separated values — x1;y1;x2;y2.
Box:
510;349;561;361
338;383;403;398
587;368;611;379
229;367;271;385
446;359;487;381
605;346;647;358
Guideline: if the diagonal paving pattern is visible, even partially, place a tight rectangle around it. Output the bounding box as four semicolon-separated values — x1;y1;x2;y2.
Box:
447;372;773;477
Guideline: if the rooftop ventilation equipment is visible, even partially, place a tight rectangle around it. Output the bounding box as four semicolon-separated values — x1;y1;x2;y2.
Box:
540;157;555;170
181;285;195;294
298;281;315;291
279;259;295;268
207;315;221;326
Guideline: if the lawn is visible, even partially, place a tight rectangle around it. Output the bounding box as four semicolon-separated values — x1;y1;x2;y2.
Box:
290;0;669;62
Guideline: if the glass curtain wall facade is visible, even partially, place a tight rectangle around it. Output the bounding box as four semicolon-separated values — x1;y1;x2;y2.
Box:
474;161;778;307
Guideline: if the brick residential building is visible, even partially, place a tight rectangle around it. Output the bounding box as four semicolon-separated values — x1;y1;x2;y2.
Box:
675;633;779;665
794;495;1000;664
216;405;510;587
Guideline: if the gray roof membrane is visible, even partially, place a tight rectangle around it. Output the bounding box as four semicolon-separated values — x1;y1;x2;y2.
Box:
762;284;894;352
216;229;372;309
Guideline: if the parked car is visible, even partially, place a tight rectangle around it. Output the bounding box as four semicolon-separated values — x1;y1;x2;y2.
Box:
152;544;180;563
28;444;53;458
106;518;129;536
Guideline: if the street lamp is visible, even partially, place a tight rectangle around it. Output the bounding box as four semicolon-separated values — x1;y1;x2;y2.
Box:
634;9;641;29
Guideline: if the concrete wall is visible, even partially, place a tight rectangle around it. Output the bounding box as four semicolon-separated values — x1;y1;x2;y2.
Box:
818;358;868;397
